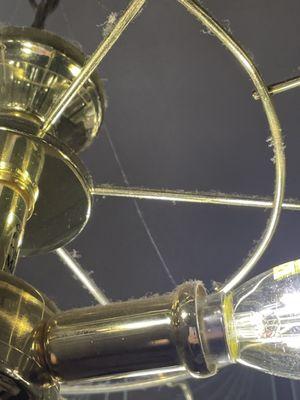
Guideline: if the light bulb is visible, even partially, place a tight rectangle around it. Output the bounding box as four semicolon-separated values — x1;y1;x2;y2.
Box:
221;259;300;379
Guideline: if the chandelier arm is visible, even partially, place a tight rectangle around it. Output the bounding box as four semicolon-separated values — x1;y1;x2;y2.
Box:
177;0;285;293
91;185;300;211
57;246;190;395
40;0;146;135
54;249;186;395
253;75;300;100
54;249;188;395
55;247;109;305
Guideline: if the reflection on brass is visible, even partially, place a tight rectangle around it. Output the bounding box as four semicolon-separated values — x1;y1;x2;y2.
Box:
0;126;92;257
0;126;44;271
0;24;104;256
42;282;220;382
0;275;230;399
0;26;104;153
0;187;27;273
0;22;105;384
0;277;228;399
0;271;58;399
0;128;44;215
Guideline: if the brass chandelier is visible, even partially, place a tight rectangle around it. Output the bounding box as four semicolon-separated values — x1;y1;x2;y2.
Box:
0;0;299;398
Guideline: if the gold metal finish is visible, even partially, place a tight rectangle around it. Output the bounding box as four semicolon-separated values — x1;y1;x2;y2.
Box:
0;127;44;217
0;270;228;399
0;0;292;395
0;272;221;399
0;26;106;257
0;125;44;271
57;248;190;396
0;186;28;273
41;0;145;135
55;247;109;305
43;282;216;382
0;127;92;257
92;185;300;211
0;26;104;153
253;75;300;100
0;271;59;399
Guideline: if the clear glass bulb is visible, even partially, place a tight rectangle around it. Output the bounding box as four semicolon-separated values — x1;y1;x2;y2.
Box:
223;259;300;379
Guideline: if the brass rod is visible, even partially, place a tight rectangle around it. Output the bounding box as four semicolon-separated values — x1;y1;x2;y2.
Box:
92;185;300;211
56;248;109;305
40;0;146;135
253;76;300;100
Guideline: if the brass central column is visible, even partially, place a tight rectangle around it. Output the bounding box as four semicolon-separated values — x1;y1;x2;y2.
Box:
0;125;44;273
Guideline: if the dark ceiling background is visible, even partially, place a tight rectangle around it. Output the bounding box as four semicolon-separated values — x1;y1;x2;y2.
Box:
1;0;300;398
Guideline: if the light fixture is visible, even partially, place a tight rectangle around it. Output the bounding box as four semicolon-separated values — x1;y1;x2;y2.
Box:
42;258;300;382
0;0;298;399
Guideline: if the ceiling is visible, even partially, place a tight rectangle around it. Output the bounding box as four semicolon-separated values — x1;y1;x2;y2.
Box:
2;0;300;398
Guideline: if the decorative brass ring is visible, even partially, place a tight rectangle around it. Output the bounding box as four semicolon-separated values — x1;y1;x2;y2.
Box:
0;167;39;218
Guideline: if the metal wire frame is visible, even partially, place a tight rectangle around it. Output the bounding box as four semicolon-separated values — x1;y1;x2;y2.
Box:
91;185;300;211
40;0;146;135
45;0;286;292
253;75;300;100
175;0;286;293
55;248;109;305
50;0;290;395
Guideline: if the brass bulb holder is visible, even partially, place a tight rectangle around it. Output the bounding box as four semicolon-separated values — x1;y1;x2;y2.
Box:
0;276;230;400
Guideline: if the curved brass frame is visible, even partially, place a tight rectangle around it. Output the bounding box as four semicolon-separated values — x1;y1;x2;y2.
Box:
84;0;286;294
176;0;285;293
